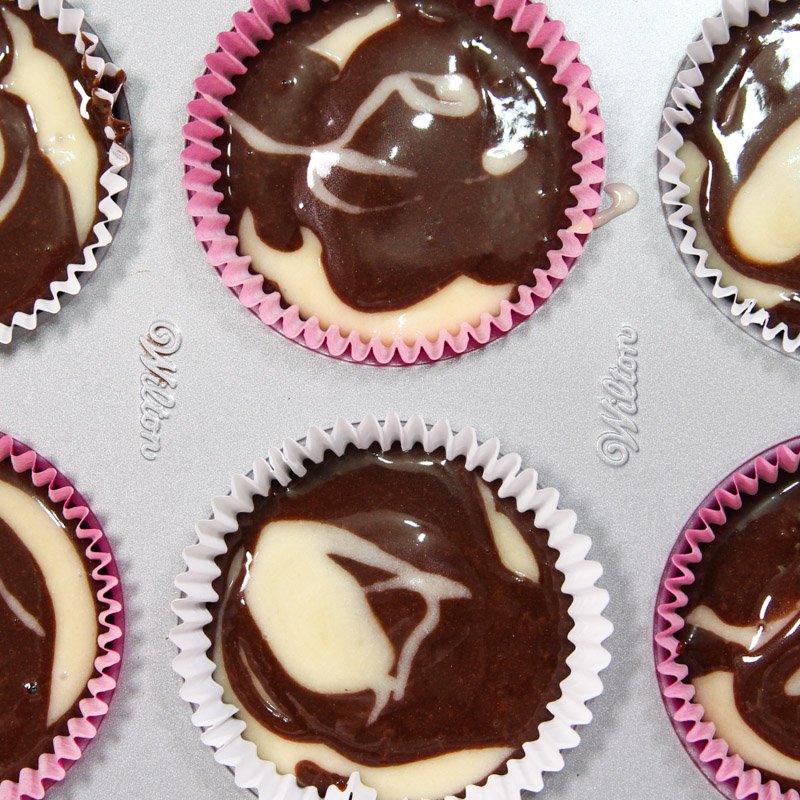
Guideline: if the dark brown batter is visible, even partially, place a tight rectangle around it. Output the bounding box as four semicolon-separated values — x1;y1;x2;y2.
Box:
677;469;800;792
680;1;800;331
215;0;579;313
211;445;573;795
0;4;111;326
0;460;99;784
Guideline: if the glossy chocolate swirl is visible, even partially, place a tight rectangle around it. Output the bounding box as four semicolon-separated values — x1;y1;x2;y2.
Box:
680;2;800;331
0;4;109;326
0;460;100;784
677;469;800;792
211;445;572;799
215;0;579;334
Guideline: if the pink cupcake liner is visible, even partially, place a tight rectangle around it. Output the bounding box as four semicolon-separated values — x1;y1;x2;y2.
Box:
182;0;605;365
654;436;800;800
0;434;125;800
170;413;612;799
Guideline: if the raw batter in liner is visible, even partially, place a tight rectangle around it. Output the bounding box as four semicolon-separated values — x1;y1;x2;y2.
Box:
678;469;800;794
215;0;580;344
0;3;116;326
210;445;573;800
0;461;99;784
678;0;800;334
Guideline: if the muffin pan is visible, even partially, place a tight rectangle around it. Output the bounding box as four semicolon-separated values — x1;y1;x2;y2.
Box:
0;0;797;798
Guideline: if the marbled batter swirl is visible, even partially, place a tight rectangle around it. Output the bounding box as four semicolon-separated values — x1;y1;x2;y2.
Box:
0;461;99;783
215;0;580;343
678;469;800;793
210;445;572;800
679;1;800;333
0;3;110;326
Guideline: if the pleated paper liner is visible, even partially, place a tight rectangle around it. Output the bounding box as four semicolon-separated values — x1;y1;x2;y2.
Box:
171;414;612;800
658;0;800;359
654;436;800;800
0;433;124;800
0;0;131;346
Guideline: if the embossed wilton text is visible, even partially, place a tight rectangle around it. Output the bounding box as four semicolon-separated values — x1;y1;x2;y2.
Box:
139;321;181;461
596;326;639;467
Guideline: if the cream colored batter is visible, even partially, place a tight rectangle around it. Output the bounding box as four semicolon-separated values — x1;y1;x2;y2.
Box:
216;643;513;800
308;1;400;69
694;672;800;781
0;135;28;225
0;573;45;636
243;519;471;723
239;209;513;344
728;116;800;265
687;604;799;652
478;482;540;583
592;183;638;229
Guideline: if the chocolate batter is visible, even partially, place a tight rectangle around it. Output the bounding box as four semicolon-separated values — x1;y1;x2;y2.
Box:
677;469;800;792
0;4;113;326
212;445;573;795
215;0;580;314
680;1;800;330
0;460;99;784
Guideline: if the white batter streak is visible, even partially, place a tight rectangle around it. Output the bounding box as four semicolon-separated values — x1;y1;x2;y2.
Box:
478;482;540;583
216;636;512;800
0;130;29;225
728;116;800;264
592;183;638;229
244;519;471;724
688;604;800;778
687;603;799;652
0;574;45;636
694;671;800;781
229;70;479;215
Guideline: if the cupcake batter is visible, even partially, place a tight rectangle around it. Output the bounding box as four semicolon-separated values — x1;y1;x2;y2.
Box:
211;445;572;800
678;469;800;793
679;1;800;333
0;4;108;326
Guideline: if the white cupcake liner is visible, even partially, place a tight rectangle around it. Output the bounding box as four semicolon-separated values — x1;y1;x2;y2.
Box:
657;0;800;358
0;0;131;345
170;413;612;800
